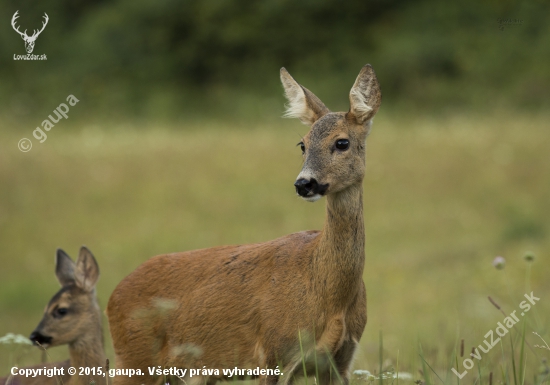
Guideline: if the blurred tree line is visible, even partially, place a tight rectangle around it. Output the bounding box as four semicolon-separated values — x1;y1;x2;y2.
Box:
0;0;548;124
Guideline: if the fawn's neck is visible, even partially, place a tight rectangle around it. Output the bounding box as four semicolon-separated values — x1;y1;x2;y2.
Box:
314;182;365;305
68;304;106;384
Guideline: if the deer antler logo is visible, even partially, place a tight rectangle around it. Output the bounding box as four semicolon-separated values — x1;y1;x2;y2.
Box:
11;11;49;54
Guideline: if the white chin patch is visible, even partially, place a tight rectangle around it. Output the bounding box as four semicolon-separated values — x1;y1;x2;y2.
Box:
302;194;322;202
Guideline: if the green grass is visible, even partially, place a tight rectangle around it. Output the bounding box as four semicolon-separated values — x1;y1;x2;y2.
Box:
0;110;549;383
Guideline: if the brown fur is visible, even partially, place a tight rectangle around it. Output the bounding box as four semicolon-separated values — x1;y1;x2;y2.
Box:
107;64;381;385
0;247;106;385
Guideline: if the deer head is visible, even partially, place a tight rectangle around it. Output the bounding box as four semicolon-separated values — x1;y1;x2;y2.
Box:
281;65;382;202
11;11;49;54
29;247;101;349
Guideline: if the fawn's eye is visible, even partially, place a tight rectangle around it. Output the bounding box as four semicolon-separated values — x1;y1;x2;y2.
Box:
335;139;350;151
55;308;68;317
297;142;305;154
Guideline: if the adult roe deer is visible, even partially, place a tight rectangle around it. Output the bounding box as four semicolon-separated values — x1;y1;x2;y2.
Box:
0;247;107;385
107;64;381;385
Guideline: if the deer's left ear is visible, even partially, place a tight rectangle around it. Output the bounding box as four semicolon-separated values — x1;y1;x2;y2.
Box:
347;64;382;128
280;68;329;126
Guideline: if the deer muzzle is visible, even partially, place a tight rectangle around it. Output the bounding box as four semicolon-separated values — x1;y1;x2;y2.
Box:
294;177;329;200
29;331;52;347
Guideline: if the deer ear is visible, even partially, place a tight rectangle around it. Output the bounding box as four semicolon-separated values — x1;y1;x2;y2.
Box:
74;246;99;292
280;68;329;125
347;64;382;127
55;249;76;287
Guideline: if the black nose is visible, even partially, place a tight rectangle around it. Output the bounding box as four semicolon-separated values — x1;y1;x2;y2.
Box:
294;178;319;197
29;331;52;346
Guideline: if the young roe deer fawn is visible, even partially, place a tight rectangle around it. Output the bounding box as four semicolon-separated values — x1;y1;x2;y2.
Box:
107;64;381;385
1;247;106;385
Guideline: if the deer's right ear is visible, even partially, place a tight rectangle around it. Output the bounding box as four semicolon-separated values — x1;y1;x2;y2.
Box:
75;246;99;292
56;249;76;287
280;68;329;126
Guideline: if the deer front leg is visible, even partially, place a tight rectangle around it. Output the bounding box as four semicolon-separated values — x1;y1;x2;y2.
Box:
315;339;357;385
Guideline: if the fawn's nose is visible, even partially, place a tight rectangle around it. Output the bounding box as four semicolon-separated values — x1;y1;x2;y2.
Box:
29;331;52;346
294;178;319;197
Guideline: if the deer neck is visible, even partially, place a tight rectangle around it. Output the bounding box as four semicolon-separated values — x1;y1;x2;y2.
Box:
68;304;106;382
314;182;365;305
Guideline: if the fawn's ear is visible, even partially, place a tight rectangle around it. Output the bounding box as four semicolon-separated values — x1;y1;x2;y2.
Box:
56;249;76;287
74;246;99;292
280;68;329;126
347;64;382;128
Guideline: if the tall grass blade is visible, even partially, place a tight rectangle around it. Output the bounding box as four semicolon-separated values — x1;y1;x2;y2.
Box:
510;334;518;385
418;343;439;385
419;355;445;385
396;349;400;385
477;359;482;385
446;335;459;385
519;319;526;385
299;330;308;385
379;331;383;385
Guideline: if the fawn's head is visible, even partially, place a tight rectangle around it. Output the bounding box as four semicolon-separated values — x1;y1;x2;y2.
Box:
281;65;381;202
29;246;100;348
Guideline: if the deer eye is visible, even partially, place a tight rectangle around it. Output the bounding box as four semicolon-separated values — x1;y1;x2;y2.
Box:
335;139;350;151
55;308;69;317
297;142;305;154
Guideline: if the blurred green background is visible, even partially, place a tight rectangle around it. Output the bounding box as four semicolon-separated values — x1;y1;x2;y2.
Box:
1;0;549;383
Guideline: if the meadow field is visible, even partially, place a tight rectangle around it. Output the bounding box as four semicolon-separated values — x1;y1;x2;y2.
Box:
0;110;549;384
